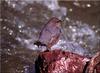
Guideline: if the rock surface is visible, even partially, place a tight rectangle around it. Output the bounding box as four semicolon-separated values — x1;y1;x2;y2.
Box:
35;50;90;73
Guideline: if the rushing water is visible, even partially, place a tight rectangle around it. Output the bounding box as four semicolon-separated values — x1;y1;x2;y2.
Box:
1;0;100;73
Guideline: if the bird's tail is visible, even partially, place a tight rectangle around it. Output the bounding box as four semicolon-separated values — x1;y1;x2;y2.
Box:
34;41;46;47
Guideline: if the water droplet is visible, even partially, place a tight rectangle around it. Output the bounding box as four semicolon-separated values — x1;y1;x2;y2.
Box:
79;41;83;44
12;3;16;8
18;25;22;28
21;70;24;73
21;1;25;5
73;2;80;7
3;26;6;29
86;4;91;7
0;18;3;21
9;30;13;35
7;49;10;51
82;4;85;8
69;8;73;12
69;26;72;29
19;30;22;32
4;19;8;21
72;28;76;32
95;30;98;33
92;25;95;29
4;60;8;63
7;1;11;4
66;17;70;21
29;7;32;11
6;28;9;31
21;11;25;13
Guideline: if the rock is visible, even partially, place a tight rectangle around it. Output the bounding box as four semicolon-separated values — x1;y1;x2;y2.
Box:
87;52;100;73
35;50;90;73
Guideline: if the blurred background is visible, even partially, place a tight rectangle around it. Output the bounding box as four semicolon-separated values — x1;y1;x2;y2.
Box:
1;0;100;73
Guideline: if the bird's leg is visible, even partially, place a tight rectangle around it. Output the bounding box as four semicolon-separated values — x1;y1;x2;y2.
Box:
47;44;52;51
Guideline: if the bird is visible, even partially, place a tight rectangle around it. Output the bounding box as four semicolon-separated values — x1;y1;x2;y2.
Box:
34;17;62;50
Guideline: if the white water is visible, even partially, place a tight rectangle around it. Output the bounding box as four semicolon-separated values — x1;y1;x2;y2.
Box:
5;0;99;57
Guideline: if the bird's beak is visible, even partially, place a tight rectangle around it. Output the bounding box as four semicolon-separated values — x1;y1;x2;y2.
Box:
56;20;62;23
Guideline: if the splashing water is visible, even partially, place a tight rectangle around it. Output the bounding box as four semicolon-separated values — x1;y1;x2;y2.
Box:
2;0;99;57
52;20;99;56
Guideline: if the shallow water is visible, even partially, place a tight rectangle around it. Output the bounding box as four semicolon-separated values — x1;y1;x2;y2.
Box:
1;0;100;73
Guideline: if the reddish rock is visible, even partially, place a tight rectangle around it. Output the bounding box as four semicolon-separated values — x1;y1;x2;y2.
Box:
96;63;100;73
87;52;100;73
35;50;90;73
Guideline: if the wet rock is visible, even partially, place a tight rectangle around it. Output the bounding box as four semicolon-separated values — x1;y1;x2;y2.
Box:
87;52;100;73
96;64;100;73
35;50;90;73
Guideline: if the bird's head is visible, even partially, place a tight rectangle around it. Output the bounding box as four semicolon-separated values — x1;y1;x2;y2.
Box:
48;17;62;28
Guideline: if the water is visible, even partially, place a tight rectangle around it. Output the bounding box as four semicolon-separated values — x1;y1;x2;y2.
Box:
1;0;100;73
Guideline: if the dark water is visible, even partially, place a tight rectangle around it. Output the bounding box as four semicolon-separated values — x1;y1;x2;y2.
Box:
1;0;100;73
